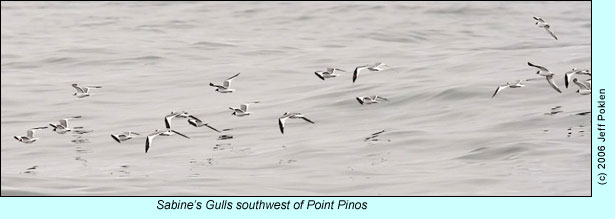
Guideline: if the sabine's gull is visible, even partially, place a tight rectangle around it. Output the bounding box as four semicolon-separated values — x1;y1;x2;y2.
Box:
356;96;389;104
145;129;190;153
533;16;558;40
72;83;102;98
111;131;140;143
278;112;315;134
315;68;346;80
14;127;48;143
210;73;240;93
49;116;83;134
353;63;390;83
573;78;591;95
527;62;562;93
229;101;259;117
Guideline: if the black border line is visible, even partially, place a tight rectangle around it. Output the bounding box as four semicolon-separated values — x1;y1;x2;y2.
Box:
0;0;593;198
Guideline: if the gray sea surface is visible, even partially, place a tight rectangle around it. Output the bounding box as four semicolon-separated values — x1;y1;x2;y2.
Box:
1;2;591;196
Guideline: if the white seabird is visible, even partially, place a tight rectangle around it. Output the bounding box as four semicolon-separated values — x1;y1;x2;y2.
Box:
229;101;259;117
72;83;102;98
187;115;221;132
14;127;48;143
527;62;562;93
573;78;591;95
564;68;591;88
315;68;346;80
533;16;558;40
352;62;389;83
210;73;240;93
111;131;141;143
278;112;315;134
145;129;190;153
49;116;83;134
356;96;389;104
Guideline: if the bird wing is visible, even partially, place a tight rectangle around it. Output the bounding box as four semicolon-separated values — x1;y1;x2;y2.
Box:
300;116;315;124
164;115;173;129
353;67;366;83
172;130;190;139
278;117;287;134
545;75;562;93
527;62;550;72
111;134;122;143
72;84;85;93
533;16;545;22
226;72;240;81
376;96;389;101
544;27;558;40
60;119;68;128
314;72;325;80
209;83;225;89
564;71;576;88
27;130;34;138
240;104;248;112
203;123;221;132
223;73;240;87
356;97;364;105
145;135;157;153
492;85;507;98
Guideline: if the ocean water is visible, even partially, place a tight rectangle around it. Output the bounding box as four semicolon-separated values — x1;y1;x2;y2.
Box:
0;1;591;196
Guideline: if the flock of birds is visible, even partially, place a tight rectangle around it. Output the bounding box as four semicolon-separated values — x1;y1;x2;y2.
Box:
13;61;392;153
491;16;591;98
13;16;590;154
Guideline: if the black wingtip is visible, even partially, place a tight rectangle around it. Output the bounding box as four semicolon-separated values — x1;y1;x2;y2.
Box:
111;135;121;143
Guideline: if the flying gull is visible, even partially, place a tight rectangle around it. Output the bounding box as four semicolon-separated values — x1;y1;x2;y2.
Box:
210;73;240;93
145;129;190;153
527;62;561;93
229;101;259;117
573;78;591;95
49;116;83;134
314;68;346;80
356;96;389;104
72;83;102;98
533;16;558;40
352;62;389;83
111;131;141;143
14;127;48;143
278;112;315;134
